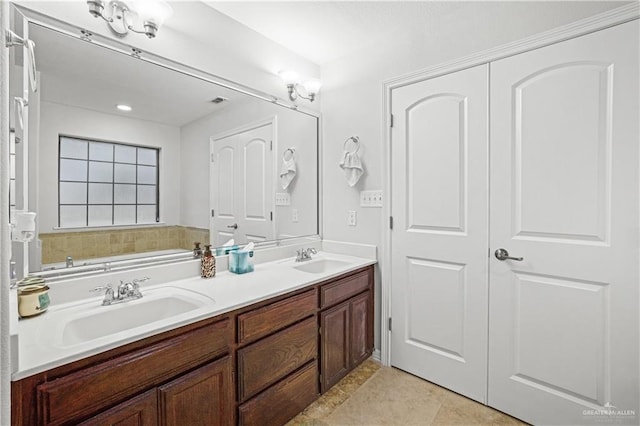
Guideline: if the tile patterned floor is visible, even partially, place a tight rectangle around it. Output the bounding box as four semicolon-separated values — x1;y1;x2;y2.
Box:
288;359;527;426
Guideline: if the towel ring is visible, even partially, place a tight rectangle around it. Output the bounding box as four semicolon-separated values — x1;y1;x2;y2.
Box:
343;136;360;154
283;147;295;161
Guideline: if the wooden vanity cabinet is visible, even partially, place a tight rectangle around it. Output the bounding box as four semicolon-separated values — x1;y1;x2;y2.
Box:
236;289;319;426
78;389;158;426
319;268;374;392
74;357;234;426
13;317;234;426
12;265;375;426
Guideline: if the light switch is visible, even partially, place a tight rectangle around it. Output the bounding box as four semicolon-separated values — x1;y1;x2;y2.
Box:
348;210;357;226
292;208;299;222
360;190;383;207
275;193;290;206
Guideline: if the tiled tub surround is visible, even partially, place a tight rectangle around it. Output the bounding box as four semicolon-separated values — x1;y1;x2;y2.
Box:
11;240;376;380
39;225;209;265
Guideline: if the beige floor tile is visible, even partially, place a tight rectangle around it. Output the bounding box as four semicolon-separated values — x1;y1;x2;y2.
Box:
322;368;443;425
431;391;526;426
290;360;527;426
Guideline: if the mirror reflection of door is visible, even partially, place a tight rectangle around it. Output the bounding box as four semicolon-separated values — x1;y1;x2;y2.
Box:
210;120;275;247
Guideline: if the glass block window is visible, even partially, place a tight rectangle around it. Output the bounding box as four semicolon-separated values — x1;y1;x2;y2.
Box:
58;136;159;228
9;130;16;219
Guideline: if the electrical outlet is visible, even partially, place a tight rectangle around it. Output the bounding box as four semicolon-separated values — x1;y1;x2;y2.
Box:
347;210;357;226
292;208;299;222
275;193;290;206
360;190;383;208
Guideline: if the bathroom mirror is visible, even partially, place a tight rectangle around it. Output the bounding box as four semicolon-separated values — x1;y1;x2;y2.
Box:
9;6;319;275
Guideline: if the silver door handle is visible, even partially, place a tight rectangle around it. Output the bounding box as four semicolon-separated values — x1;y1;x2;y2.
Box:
495;248;523;261
227;223;238;229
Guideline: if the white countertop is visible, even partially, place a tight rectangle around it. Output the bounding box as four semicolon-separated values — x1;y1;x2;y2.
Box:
13;250;376;380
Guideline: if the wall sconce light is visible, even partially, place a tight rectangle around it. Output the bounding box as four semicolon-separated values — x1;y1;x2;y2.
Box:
86;0;173;39
279;70;322;102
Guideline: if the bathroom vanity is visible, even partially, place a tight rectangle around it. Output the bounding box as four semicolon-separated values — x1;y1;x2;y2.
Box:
11;258;374;426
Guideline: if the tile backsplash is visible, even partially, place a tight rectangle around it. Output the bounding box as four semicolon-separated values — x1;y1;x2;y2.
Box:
40;226;209;265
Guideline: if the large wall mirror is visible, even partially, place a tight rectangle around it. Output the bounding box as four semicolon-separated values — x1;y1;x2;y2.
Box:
9;6;319;276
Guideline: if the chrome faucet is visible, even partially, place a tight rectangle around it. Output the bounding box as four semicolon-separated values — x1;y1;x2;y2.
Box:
295;248;317;262
92;277;149;306
66;256;74;268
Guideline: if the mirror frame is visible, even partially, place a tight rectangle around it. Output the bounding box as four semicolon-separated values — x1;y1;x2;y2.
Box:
10;3;323;280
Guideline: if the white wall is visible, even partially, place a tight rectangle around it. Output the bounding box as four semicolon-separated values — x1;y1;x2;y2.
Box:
1;3;12;422
37;101;181;232
180;97;318;241
319;1;625;351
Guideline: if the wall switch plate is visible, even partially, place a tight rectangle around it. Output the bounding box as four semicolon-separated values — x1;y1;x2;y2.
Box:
360;190;383;208
347;210;357;226
275;193;290;206
292;208;299;222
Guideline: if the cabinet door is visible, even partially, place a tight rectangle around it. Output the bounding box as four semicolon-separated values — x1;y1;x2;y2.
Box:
79;390;157;426
158;356;234;426
320;301;350;392
349;291;372;368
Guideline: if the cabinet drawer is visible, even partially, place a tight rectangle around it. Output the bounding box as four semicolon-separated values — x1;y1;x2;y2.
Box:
238;317;317;402
320;268;371;309
37;318;232;425
238;289;316;345
238;361;318;426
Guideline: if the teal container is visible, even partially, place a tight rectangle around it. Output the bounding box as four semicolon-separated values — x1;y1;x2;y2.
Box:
229;250;254;274
216;245;239;256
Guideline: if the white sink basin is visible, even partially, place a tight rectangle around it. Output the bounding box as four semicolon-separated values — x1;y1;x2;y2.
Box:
58;287;214;347
293;258;351;274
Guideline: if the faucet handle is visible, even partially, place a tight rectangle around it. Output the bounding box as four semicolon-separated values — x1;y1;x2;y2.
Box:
91;284;112;293
308;248;318;254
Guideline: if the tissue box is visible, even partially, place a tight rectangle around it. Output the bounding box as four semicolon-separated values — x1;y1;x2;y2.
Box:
229;250;254;274
216;245;239;256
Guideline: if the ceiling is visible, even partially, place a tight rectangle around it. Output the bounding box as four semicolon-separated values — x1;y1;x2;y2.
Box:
29;23;253;127
203;1;628;65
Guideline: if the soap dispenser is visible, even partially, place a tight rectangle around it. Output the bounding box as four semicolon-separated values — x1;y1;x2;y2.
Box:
201;244;216;278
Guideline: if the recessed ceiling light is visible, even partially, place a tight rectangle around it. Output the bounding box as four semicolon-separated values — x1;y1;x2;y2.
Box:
116;104;132;112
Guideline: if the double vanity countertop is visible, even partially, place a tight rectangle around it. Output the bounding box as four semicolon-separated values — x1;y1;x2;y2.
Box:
12;245;376;381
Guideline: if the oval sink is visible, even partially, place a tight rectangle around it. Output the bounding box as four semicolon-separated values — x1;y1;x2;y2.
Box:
293;258;351;274
59;287;214;347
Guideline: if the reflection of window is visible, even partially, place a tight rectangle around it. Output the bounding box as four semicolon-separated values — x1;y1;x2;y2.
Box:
9;130;16;219
58;136;159;228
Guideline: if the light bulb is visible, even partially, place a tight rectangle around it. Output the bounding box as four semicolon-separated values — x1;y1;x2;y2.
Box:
128;0;173;26
303;78;322;95
278;70;299;86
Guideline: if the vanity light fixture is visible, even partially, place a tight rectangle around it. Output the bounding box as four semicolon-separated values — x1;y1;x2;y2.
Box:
279;70;322;103
86;0;173;39
116;104;132;111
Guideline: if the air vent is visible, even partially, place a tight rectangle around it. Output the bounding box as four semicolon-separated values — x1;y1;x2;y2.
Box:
210;96;228;104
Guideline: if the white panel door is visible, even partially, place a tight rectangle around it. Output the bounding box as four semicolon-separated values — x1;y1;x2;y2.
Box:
211;122;274;246
390;64;489;403
489;20;639;425
211;135;238;246
240;124;274;244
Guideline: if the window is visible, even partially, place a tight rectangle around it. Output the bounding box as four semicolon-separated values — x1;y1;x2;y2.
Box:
58;136;159;228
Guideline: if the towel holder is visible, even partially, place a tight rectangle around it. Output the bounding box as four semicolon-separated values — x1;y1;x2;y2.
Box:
283;147;296;161
343;136;360;154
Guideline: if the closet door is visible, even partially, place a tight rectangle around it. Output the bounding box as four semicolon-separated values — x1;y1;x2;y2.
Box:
390;64;489;403
489;20;639;425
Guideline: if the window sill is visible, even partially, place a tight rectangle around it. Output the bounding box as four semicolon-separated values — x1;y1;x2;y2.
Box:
51;222;168;232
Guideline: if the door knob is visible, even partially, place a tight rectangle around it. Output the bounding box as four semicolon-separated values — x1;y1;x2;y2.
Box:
494;248;523;261
227;223;238;229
